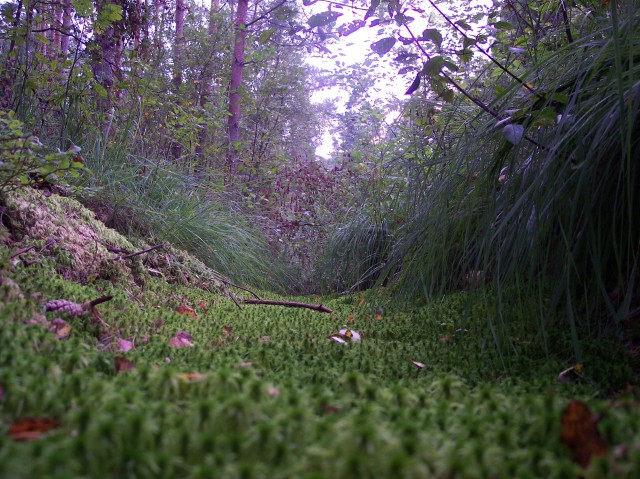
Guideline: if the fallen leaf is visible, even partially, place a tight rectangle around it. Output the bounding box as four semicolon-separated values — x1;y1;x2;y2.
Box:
561;400;608;468
347;314;355;324
357;297;365;307
439;335;451;343
321;403;342;415
268;386;281;397
153;317;164;331
9;418;60;441
339;328;361;342
49;318;71;340
196;301;207;312
558;363;584;383
411;360;426;369
117;338;134;353
114;356;135;372
169;331;194;348
374;309;383;321
177;373;205;382
222;325;233;336
177;305;198;318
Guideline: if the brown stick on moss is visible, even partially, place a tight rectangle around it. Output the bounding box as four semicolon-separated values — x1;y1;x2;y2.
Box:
243;299;332;314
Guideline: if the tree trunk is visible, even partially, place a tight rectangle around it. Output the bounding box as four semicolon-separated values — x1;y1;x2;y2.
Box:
0;0;23;110
196;0;220;160
61;0;72;56
227;0;248;178
170;0;186;160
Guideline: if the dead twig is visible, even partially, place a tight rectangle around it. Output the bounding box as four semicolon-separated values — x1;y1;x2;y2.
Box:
88;295;113;307
9;245;35;259
243;299;332;314
119;243;164;260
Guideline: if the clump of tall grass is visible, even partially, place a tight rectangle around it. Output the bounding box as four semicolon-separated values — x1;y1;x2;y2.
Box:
77;126;286;291
391;4;640;349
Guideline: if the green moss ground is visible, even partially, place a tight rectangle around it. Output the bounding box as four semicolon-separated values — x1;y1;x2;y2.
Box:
0;266;639;478
0;191;639;478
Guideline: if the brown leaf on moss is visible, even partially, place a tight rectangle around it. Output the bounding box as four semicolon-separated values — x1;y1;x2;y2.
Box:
177;373;205;382
196;300;207;312
177;304;198;318
114;356;136;373
169;331;193;348
9;418;60;441
561;400;609;468
49;318;71;340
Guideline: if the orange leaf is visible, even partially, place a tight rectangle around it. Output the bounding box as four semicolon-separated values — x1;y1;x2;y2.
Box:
196;301;207;312
177;305;198;318
374;310;383;321
114;356;135;373
9;418;60;441
347;314;355;324
357;297;365;307
177;373;205;382
561;400;608;468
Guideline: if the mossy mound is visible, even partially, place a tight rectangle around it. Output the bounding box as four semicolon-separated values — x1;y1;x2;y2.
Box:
1;188;225;291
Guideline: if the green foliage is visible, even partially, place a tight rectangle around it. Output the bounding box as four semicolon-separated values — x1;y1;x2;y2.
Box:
0;112;86;194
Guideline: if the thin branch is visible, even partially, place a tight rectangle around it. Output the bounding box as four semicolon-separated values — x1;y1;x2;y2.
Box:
119;243;164;259
559;0;574;44
246;0;287;28
243;298;333;313
10;245;35;259
89;295;113;307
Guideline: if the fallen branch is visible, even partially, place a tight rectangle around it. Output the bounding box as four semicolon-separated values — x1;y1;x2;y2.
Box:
243;299;332;314
88;295;113;307
119;243;164;260
9;245;35;259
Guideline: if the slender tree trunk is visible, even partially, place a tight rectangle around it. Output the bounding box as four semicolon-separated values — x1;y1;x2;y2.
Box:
196;0;220;160
170;0;186;160
61;0;72;56
0;0;23;110
227;0;248;178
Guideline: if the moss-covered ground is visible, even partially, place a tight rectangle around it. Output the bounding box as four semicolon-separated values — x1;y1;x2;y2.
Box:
1;192;639;478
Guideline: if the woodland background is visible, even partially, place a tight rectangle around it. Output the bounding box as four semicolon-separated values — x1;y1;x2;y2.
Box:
1;0;639;358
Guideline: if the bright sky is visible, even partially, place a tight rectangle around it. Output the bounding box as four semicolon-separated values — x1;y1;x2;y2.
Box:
303;0;489;158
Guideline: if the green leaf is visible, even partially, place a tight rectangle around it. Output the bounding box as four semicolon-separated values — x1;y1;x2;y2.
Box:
370;37;396;56
308;11;342;28
456;20;471;31
420;29;443;49
493;21;513;30
442;89;455;102
338;20;365;37
258;28;276;44
365;0;380;21
394;13;414;26
422;56;444;78
405;73;420;95
394;52;419;63
72;0;93;18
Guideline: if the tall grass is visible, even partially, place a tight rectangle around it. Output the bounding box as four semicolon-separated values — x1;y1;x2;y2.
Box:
76;118;286;291
390;3;640;349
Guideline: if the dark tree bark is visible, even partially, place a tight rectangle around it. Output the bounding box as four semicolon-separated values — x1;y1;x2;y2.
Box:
170;0;186;160
0;0;23;109
227;0;249;178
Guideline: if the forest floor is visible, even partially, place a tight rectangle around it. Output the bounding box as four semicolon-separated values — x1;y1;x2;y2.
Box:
1;188;639;478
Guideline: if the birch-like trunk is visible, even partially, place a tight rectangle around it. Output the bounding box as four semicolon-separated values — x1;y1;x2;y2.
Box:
227;0;248;178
